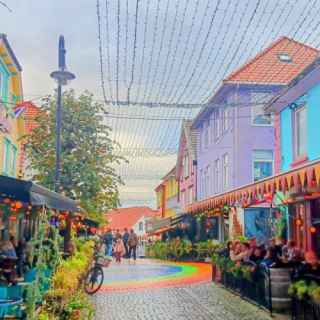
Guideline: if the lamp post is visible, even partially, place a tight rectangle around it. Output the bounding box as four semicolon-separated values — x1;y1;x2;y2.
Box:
50;35;75;192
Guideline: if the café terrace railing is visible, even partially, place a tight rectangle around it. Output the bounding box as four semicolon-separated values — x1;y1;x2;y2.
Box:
214;265;273;315
291;274;320;320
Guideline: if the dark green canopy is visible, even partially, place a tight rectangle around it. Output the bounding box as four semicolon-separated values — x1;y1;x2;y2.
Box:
0;175;79;212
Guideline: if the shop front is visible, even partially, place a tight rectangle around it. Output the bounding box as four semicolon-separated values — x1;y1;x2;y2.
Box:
0;174;80;317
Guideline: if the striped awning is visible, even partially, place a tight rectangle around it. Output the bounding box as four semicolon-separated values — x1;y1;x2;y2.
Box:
187;159;320;214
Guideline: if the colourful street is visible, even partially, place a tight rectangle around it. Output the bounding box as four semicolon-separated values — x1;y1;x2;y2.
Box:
93;260;271;320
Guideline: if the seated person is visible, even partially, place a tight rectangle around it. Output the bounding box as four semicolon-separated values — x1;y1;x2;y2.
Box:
249;246;264;264
282;240;302;266
230;242;251;262
0;240;17;258
293;251;320;280
260;248;278;268
0;240;18;284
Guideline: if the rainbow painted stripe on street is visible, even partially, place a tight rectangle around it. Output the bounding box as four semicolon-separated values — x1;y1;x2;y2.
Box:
100;260;212;292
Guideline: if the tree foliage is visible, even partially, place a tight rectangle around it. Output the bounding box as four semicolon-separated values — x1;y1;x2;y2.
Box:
25;90;123;220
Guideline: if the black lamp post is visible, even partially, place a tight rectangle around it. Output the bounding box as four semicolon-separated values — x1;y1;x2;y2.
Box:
50;35;75;192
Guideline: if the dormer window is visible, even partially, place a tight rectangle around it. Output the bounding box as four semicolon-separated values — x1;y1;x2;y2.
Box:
278;53;292;63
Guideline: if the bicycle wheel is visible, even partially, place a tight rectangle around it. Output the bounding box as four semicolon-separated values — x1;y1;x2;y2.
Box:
84;266;104;294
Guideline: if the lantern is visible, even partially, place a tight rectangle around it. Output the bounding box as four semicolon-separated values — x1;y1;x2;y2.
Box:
296;219;302;226
310;226;317;234
15;201;23;209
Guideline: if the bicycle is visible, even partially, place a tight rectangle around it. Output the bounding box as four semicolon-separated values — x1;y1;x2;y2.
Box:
84;239;111;295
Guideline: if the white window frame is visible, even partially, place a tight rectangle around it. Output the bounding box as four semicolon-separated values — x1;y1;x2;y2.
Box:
139;221;144;231
214;109;220;140
222;153;229;191
204;120;209;149
293;105;307;159
184;153;189;178
181;191;185;207
222;108;229;132
251;92;273;126
252;150;274;182
214;158;220;194
206;165;210;197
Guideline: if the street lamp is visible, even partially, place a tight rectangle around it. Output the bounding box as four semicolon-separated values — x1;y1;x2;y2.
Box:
50;35;75;192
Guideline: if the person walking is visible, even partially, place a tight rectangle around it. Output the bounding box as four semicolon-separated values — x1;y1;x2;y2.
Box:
128;229;138;262
113;237;125;263
123;228;130;258
103;229;113;257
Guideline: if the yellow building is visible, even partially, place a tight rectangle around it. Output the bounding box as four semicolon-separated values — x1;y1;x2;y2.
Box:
155;166;179;218
0;34;24;177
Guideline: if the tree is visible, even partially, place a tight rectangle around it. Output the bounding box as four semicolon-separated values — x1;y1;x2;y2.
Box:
25;90;123;221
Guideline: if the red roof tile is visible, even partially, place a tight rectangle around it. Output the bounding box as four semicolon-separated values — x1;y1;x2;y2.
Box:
105;207;159;230
225;37;319;85
17;101;42;133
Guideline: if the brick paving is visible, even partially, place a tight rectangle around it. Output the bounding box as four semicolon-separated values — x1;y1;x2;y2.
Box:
93;260;272;320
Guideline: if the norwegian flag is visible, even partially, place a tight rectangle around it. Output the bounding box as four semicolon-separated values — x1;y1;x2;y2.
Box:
14;105;26;118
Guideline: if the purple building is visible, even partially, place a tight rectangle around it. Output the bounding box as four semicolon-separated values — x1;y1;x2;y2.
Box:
192;37;318;208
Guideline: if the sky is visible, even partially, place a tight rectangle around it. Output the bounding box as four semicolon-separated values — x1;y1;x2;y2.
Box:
2;0;320;208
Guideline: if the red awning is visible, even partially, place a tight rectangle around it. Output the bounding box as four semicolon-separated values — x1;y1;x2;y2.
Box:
187;159;320;214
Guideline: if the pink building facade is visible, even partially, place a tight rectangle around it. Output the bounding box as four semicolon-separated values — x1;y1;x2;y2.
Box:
176;121;197;211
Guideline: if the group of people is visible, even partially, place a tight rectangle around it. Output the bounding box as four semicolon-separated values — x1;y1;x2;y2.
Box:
102;228;139;263
220;237;320;278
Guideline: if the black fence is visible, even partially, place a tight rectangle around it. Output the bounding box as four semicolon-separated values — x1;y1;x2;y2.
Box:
217;266;272;314
291;298;320;320
291;274;320;320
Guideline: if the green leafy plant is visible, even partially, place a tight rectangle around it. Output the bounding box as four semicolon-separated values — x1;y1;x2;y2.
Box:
25;90;124;220
288;280;309;300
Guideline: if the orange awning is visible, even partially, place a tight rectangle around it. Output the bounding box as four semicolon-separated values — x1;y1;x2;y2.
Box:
187;159;320;214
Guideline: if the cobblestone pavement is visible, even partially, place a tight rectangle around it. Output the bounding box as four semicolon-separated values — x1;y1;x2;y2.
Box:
93;260;272;320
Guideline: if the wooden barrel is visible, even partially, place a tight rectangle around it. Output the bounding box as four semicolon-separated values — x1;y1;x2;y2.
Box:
268;268;292;313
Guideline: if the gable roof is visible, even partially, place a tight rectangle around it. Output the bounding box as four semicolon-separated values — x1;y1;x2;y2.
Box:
0;34;22;72
105;206;159;230
265;56;320;113
193;37;319;128
162;166;176;181
176;120;197;178
225;36;319;85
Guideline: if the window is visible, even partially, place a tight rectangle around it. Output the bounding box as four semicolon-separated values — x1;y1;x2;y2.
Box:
203;168;207;197
251;92;272;125
199;169;203;198
222;154;229;190
206;165;210;197
222;108;228;132
204;121;209;148
253;150;273;182
139;222;144;231
214;159;220;194
294;106;307;158
214;109;220;140
278;53;292;63
3;138;17;177
181;191;185;206
184;154;189;177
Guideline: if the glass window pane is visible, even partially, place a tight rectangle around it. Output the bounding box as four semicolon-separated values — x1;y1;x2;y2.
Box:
254;161;272;181
296;107;307;157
